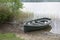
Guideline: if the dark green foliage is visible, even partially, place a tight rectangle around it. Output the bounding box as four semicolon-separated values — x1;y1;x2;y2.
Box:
0;0;23;9
0;0;23;24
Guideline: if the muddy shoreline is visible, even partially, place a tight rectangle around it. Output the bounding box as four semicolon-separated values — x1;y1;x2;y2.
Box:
0;19;60;40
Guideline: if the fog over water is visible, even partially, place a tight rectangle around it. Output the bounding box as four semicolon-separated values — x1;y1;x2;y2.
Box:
21;2;60;20
21;0;60;2
21;2;60;34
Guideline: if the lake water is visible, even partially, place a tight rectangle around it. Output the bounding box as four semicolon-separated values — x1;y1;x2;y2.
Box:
50;20;60;34
21;2;60;34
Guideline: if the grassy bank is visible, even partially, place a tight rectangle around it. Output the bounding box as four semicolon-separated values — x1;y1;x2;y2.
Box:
0;33;24;40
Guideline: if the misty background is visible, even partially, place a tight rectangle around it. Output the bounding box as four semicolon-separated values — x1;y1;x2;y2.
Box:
20;0;60;20
21;0;60;2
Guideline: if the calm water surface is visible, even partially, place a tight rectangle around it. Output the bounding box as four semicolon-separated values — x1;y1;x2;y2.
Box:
22;2;60;34
50;19;60;34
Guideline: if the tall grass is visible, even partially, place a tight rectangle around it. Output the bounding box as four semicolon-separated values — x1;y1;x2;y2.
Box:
15;10;34;23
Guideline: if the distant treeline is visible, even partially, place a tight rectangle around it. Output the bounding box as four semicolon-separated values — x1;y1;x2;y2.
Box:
21;0;60;2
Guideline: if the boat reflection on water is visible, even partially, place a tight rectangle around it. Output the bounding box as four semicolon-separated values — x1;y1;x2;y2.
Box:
42;25;52;32
43;19;60;34
50;19;60;34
